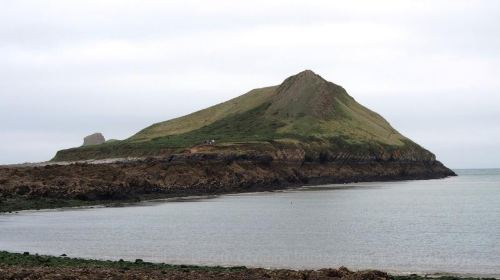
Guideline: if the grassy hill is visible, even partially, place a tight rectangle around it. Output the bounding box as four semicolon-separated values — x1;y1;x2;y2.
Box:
53;70;433;161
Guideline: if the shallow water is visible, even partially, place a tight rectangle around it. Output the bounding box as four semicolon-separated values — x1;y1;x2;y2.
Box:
1;169;499;276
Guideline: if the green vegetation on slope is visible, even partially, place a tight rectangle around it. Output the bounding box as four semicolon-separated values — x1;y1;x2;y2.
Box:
132;69;406;146
53;70;430;161
130;86;278;141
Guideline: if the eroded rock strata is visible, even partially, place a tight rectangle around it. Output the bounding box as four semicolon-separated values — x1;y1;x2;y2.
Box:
0;149;455;205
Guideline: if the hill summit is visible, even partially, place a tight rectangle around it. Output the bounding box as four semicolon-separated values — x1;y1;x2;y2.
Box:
54;70;435;162
268;69;342;119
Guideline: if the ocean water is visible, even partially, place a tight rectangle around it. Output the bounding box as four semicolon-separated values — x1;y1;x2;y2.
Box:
1;169;499;276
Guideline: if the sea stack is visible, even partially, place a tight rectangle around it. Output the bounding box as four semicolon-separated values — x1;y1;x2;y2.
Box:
82;133;105;146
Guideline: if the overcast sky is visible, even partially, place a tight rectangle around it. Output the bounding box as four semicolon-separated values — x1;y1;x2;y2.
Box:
1;0;499;168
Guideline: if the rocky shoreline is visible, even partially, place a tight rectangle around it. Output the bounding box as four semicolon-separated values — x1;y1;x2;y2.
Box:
0;251;494;280
0;151;455;212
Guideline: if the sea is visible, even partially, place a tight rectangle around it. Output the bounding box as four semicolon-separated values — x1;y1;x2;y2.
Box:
1;169;499;277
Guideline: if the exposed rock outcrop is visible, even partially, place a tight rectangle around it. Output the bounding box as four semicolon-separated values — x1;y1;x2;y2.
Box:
0;258;392;280
0;148;455;204
82;133;105;146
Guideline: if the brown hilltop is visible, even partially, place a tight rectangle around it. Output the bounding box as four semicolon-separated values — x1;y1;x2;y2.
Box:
267;70;341;119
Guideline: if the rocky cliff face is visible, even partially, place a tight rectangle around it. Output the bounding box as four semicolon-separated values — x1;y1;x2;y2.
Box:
83;133;105;146
0;149;455;203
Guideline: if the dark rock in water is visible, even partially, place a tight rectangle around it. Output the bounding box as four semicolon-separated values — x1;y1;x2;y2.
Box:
0;154;455;208
83;133;105;146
